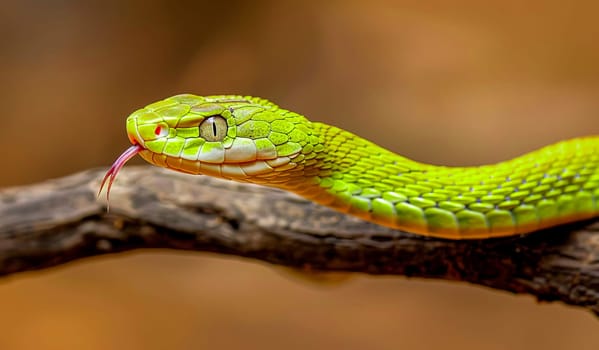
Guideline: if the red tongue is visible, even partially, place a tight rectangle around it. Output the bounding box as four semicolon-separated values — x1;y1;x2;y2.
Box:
98;144;144;206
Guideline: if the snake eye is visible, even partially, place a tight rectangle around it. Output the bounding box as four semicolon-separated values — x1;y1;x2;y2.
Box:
199;115;228;142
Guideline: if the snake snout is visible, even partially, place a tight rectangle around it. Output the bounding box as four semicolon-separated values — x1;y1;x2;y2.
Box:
126;116;142;146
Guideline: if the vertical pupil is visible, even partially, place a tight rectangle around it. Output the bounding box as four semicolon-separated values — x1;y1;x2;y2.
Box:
212;120;217;136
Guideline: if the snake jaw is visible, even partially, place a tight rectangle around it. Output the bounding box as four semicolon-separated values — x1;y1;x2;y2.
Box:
98;144;144;207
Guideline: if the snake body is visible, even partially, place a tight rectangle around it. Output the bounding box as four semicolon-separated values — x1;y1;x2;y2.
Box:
101;94;599;239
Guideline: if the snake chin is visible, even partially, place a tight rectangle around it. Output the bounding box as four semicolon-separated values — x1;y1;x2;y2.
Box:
137;149;299;181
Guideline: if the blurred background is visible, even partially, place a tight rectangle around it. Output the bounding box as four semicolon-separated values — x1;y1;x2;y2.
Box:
1;0;599;349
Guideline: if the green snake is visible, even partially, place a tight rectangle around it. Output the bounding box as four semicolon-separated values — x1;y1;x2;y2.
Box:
100;94;599;239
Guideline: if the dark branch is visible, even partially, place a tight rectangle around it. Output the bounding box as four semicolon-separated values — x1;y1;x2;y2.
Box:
1;167;598;314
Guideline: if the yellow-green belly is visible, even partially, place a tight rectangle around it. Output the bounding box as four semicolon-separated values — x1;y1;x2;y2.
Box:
286;130;599;239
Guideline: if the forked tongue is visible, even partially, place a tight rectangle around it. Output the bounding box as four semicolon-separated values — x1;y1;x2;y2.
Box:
98;144;144;208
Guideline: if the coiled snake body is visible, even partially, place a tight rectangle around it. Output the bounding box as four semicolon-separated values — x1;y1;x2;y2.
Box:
101;94;599;239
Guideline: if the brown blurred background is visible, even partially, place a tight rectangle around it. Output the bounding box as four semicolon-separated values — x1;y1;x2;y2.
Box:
1;0;599;349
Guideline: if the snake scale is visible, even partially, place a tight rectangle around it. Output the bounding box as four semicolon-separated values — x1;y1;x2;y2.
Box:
101;94;599;239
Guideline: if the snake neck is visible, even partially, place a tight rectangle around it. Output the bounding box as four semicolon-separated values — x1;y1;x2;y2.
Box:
284;121;428;209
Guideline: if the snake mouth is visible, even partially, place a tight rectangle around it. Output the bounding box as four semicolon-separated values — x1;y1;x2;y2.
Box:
98;143;145;205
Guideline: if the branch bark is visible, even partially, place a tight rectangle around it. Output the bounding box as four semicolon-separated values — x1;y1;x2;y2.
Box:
1;167;598;314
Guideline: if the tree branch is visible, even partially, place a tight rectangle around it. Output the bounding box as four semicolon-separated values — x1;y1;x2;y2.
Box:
1;166;598;314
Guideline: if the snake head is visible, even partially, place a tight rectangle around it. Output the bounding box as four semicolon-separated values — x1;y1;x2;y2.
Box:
100;94;326;203
126;93;321;178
